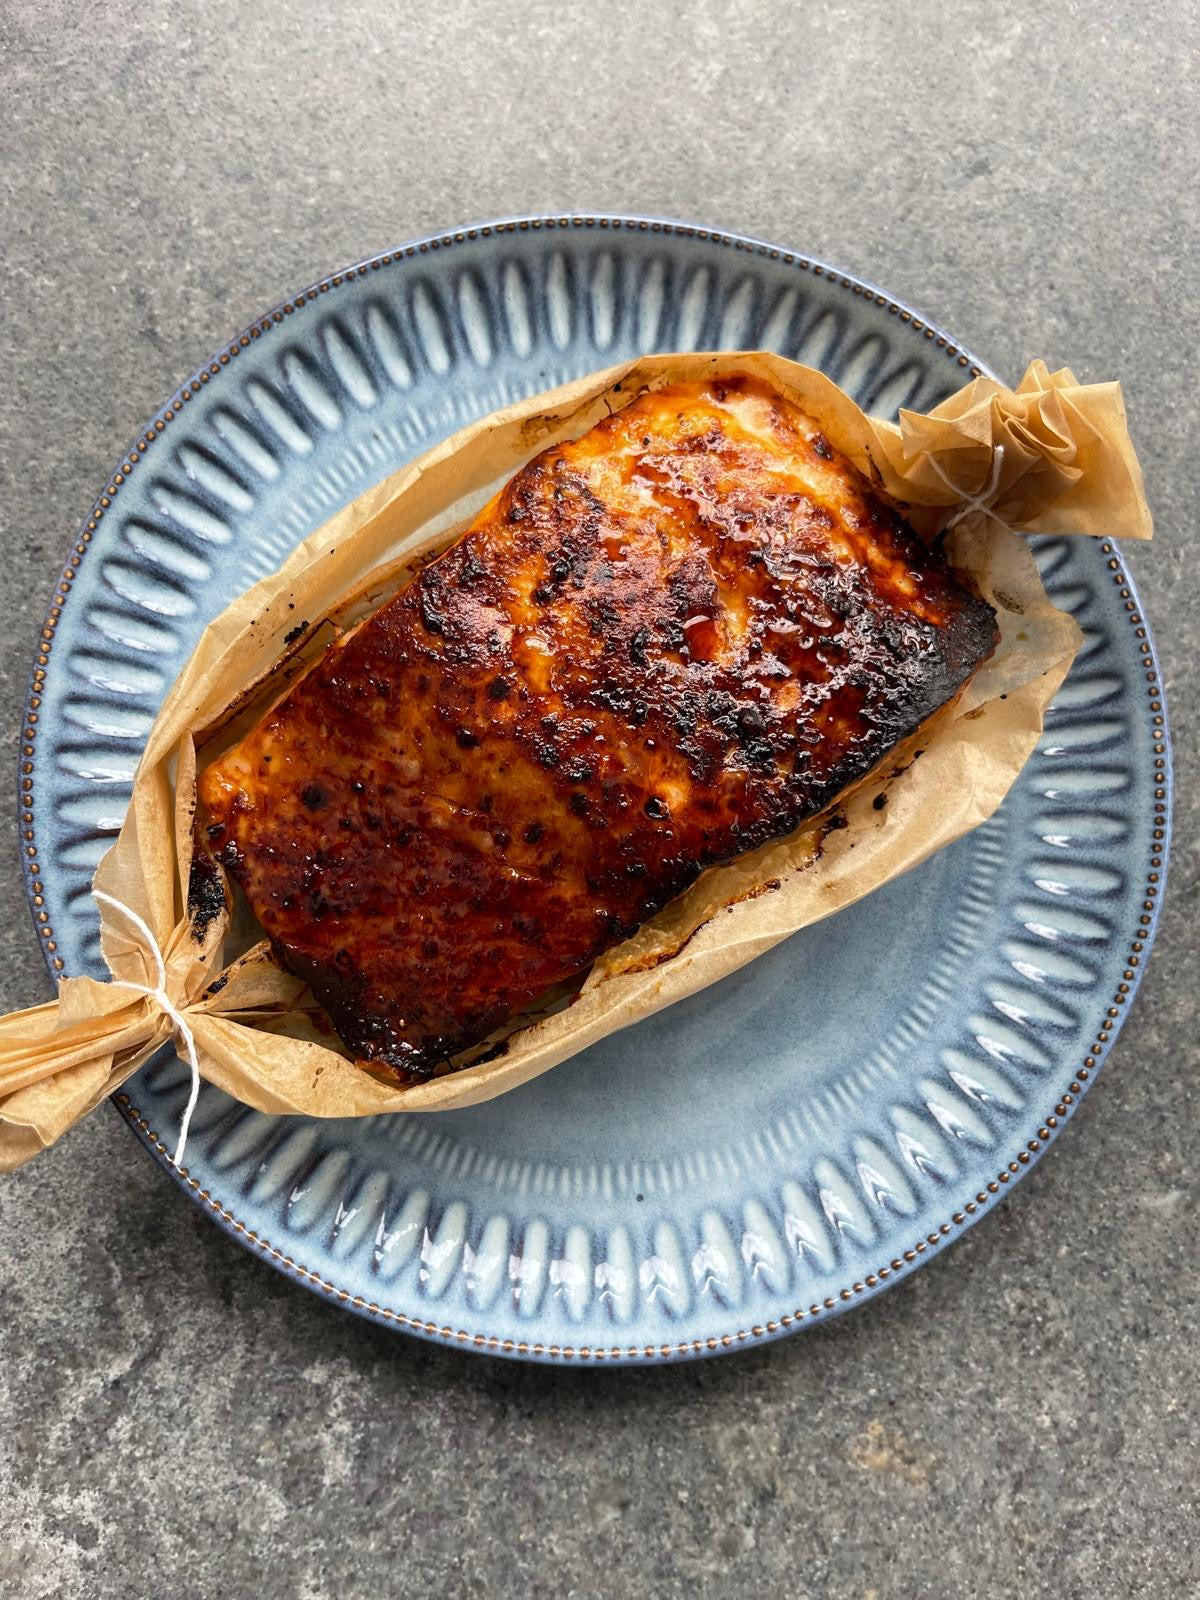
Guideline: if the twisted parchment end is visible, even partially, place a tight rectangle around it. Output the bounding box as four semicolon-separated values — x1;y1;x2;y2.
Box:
0;350;1146;1170
867;360;1153;542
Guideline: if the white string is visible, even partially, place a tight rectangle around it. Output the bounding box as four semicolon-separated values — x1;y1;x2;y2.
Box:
926;442;1012;534
93;890;200;1170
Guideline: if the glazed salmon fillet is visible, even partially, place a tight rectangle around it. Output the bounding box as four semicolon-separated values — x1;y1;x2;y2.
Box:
199;375;997;1078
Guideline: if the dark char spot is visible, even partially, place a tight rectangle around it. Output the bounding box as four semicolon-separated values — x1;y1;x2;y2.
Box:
187;851;226;943
420;592;446;634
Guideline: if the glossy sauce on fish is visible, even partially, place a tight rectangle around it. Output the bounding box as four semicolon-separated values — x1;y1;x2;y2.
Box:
200;376;997;1078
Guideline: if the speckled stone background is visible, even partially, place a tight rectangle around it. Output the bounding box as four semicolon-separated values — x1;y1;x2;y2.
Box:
0;3;1195;1597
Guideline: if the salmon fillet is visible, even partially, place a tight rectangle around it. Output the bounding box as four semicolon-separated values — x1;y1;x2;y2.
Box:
199;375;997;1079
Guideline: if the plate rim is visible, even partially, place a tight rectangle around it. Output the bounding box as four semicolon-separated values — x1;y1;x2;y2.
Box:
16;211;1173;1364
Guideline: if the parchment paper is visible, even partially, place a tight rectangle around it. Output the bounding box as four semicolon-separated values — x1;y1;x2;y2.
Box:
0;353;1152;1169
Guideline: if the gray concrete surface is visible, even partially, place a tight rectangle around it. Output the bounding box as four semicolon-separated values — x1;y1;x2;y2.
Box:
1;3;1196;1597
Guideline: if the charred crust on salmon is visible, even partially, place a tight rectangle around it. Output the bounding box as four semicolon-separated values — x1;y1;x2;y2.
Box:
199;376;997;1079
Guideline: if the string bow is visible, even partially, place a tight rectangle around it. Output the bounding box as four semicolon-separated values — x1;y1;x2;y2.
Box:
93;891;201;1168
926;442;1013;534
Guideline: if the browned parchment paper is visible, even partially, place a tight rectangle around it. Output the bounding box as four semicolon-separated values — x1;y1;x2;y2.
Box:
0;353;1152;1169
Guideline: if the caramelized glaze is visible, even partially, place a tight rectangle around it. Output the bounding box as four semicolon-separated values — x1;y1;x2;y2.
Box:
200;376;997;1077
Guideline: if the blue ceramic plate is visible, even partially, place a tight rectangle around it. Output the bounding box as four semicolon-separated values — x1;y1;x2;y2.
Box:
20;216;1170;1363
